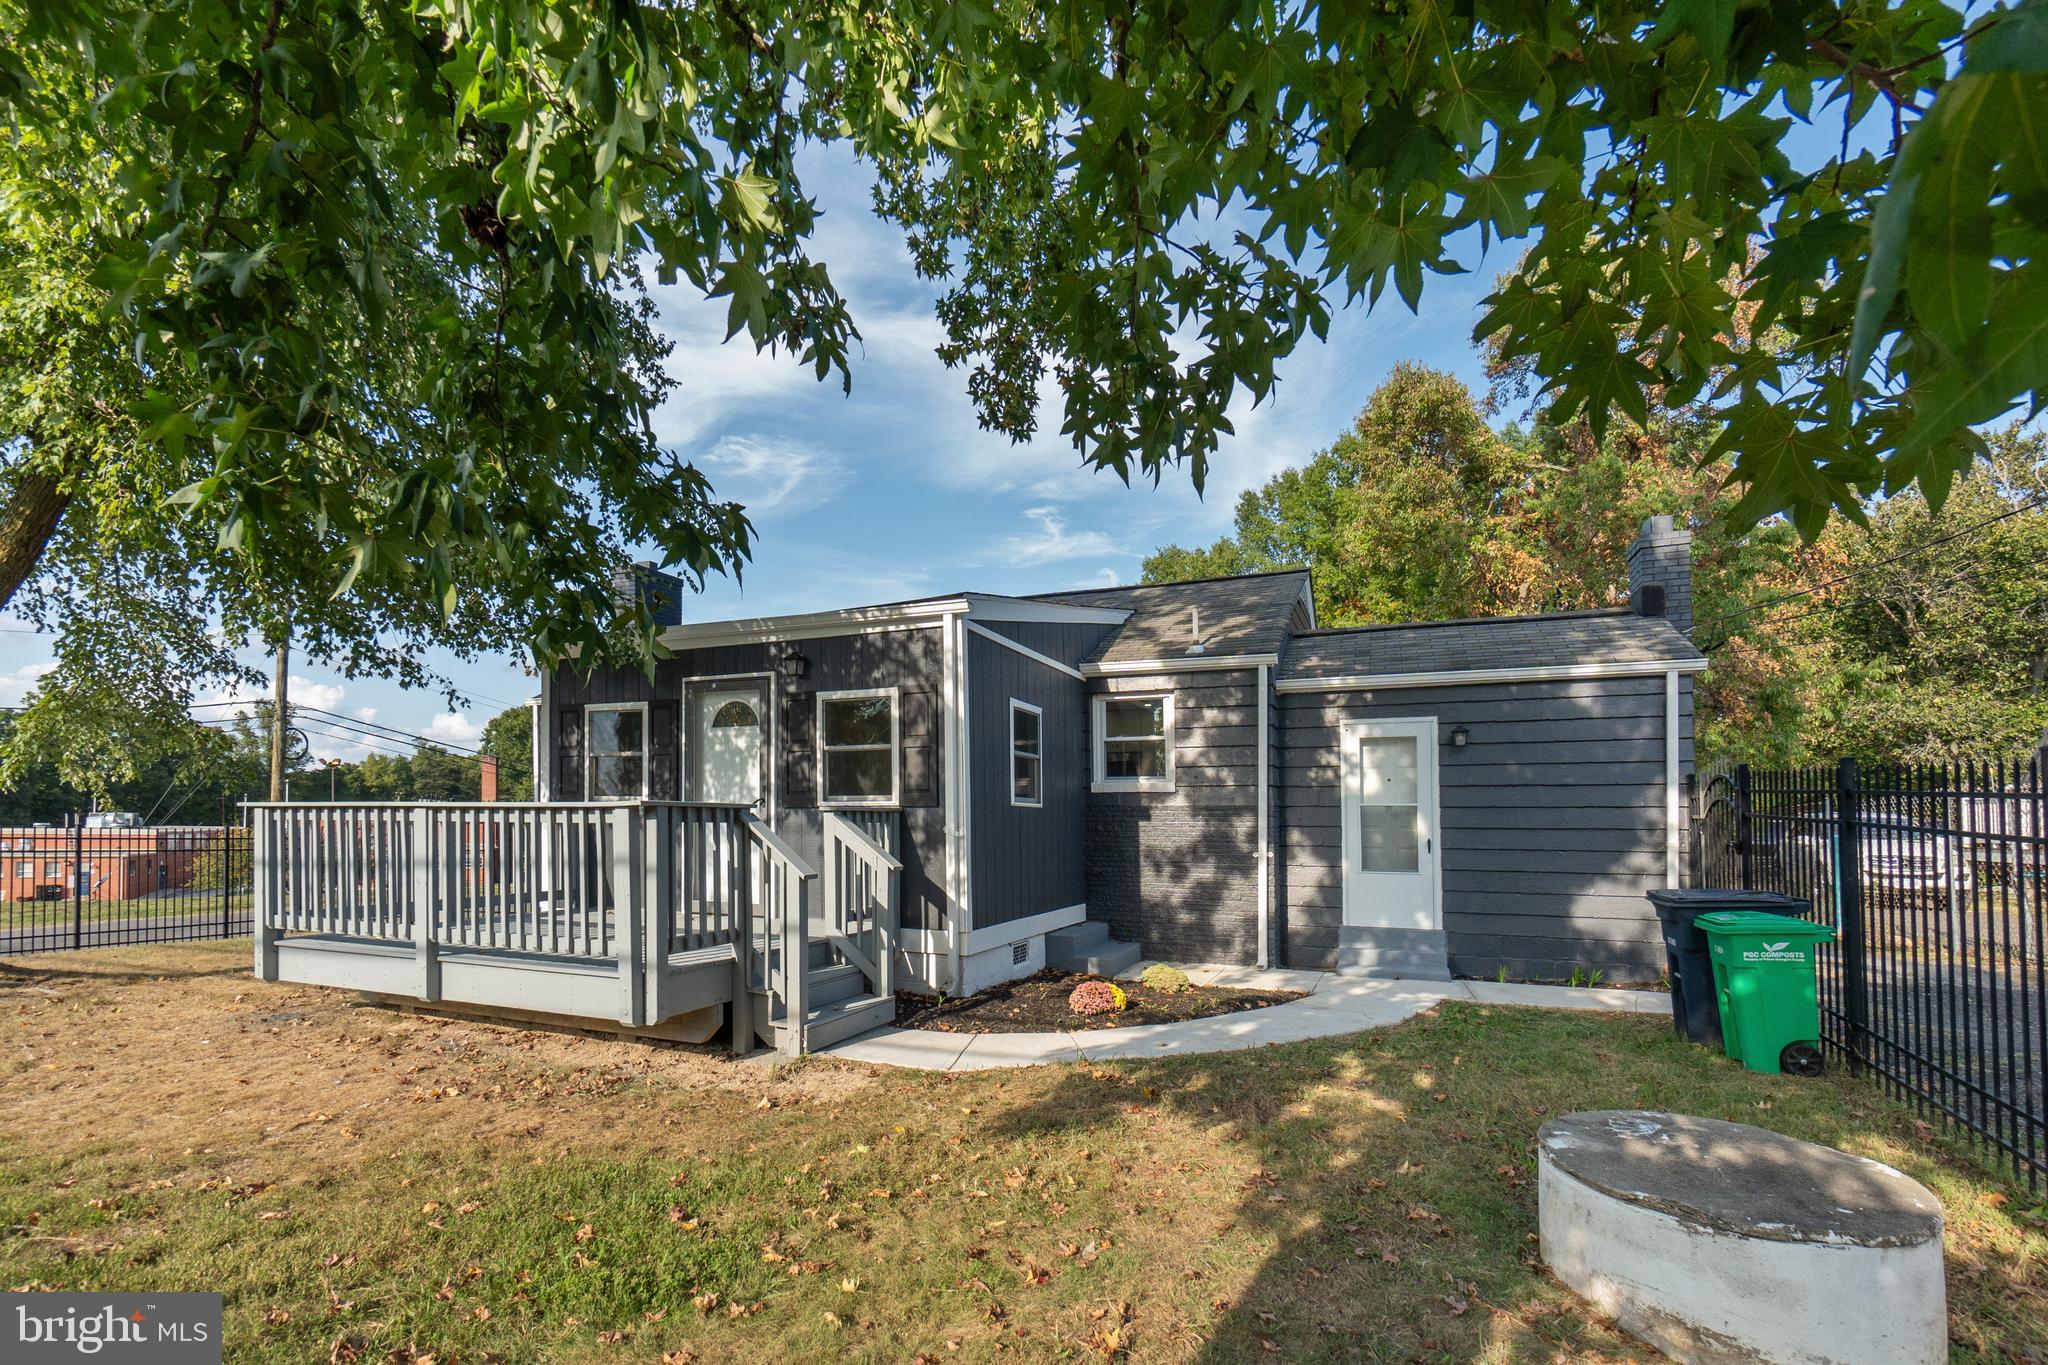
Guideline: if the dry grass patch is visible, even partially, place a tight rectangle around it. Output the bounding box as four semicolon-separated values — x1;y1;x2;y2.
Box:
3;940;2042;1363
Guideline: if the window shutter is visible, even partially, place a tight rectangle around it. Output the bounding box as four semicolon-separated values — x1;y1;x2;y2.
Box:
781;690;816;807
900;685;939;807
555;706;584;800
648;698;680;798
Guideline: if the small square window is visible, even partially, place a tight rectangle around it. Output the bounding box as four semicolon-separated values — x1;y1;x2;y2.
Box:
1092;694;1174;792
1010;700;1042;808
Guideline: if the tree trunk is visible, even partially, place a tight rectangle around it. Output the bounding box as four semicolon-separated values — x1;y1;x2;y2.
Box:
0;455;75;613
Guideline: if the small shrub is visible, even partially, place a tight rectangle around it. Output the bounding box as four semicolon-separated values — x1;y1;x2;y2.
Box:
1139;964;1192;995
1068;979;1127;1016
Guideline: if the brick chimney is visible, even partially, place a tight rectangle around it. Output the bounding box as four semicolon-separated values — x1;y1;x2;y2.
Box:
1627;515;1694;636
479;754;499;803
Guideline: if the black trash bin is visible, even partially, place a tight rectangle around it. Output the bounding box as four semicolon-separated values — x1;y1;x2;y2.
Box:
1646;888;1811;1049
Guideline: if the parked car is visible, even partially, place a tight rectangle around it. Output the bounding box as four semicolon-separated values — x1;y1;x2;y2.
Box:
1797;814;1973;893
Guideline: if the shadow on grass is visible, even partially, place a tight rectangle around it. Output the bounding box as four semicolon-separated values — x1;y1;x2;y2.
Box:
982;999;2045;1362
0;957;249;986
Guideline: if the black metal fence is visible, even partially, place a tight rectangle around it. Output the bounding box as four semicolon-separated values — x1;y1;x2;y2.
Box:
1695;755;2046;1189
0;811;252;956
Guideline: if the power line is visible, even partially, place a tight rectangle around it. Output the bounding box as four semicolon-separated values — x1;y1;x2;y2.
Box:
1690;493;2048;637
191;713;421;761
1703;557;2000;640
186;700;484;755
295;705;484;756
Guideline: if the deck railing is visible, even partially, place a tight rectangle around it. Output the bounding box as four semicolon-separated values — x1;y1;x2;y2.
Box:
250;801;838;1048
822;811;901;1003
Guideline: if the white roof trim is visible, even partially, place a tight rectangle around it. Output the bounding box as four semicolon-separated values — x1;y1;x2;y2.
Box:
658;598;969;649
1084;653;1281;677
964;594;1129;625
1275;658;1709;693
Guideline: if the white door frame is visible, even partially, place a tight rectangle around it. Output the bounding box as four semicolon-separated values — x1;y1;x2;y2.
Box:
681;671;776;821
1338;716;1442;932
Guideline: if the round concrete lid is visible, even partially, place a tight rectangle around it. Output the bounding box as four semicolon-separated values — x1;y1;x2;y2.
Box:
1538;1110;1943;1248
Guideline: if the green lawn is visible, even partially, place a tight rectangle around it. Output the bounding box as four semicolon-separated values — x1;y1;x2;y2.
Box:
3;940;2041;1363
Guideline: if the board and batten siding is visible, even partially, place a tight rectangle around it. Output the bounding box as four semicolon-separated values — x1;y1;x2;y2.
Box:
545;629;952;933
967;634;1089;927
1276;674;1694;982
1085;668;1263;964
974;619;1119;670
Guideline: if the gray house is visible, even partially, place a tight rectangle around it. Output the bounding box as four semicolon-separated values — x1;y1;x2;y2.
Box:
532;516;1706;994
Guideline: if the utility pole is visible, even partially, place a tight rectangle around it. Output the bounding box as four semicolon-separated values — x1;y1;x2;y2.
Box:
268;634;289;802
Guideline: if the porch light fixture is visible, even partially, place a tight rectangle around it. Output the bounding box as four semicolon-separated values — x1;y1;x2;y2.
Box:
777;648;809;681
1447;725;1469;748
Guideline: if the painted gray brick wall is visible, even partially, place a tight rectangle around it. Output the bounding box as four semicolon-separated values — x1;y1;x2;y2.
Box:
1085;669;1262;964
1627;517;1695;636
1277;674;1693;982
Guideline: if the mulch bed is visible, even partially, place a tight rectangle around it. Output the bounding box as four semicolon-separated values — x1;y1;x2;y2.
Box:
894;968;1305;1033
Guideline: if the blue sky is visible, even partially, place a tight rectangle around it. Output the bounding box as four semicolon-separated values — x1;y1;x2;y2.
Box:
0;105;1871;761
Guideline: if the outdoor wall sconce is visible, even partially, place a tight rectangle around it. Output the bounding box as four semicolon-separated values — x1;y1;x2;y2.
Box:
777;648;809;680
1447;725;1470;748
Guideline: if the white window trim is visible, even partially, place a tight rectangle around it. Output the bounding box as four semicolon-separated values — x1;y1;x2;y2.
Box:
816;686;901;809
1091;692;1176;794
583;701;650;800
1009;698;1044;809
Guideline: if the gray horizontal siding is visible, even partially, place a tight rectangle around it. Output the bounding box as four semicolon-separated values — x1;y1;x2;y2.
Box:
1277;672;1692;983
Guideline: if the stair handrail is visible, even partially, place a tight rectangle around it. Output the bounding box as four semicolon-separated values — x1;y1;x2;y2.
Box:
821;811;900;1003
741;812;817;1055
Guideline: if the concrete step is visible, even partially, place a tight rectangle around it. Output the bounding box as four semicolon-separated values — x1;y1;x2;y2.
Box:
1333;947;1452;980
1334;928;1452;980
1045;920;1109;958
802;994;894;1050
1066;939;1143;978
807;961;867;1008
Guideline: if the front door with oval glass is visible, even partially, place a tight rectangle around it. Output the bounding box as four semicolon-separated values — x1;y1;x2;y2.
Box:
686;680;768;806
1339;718;1440;931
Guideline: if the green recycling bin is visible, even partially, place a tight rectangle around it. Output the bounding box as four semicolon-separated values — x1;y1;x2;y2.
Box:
1697;911;1835;1076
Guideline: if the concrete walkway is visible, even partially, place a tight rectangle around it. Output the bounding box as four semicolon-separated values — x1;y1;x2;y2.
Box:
824;968;1672;1072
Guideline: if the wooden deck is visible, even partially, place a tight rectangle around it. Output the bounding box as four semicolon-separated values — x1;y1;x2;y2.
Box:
250;802;900;1054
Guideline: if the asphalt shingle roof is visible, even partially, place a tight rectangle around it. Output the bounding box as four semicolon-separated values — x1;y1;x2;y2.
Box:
1281;608;1704;681
1033;569;1312;666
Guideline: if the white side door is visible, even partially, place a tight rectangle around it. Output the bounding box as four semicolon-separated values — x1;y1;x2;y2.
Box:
686;683;767;806
1339;717;1441;931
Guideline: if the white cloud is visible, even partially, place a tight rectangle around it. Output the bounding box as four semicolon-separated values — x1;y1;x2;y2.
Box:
426;712;481;746
0;660;56;708
694;435;849;523
988;506;1126;566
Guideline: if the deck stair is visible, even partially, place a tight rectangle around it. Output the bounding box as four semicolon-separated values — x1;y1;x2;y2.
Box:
1046;920;1142;977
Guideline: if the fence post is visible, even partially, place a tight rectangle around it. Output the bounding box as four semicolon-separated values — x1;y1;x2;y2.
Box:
70;816;83;950
1734;765;1754;890
1835;756;1870;1073
220;798;233;939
